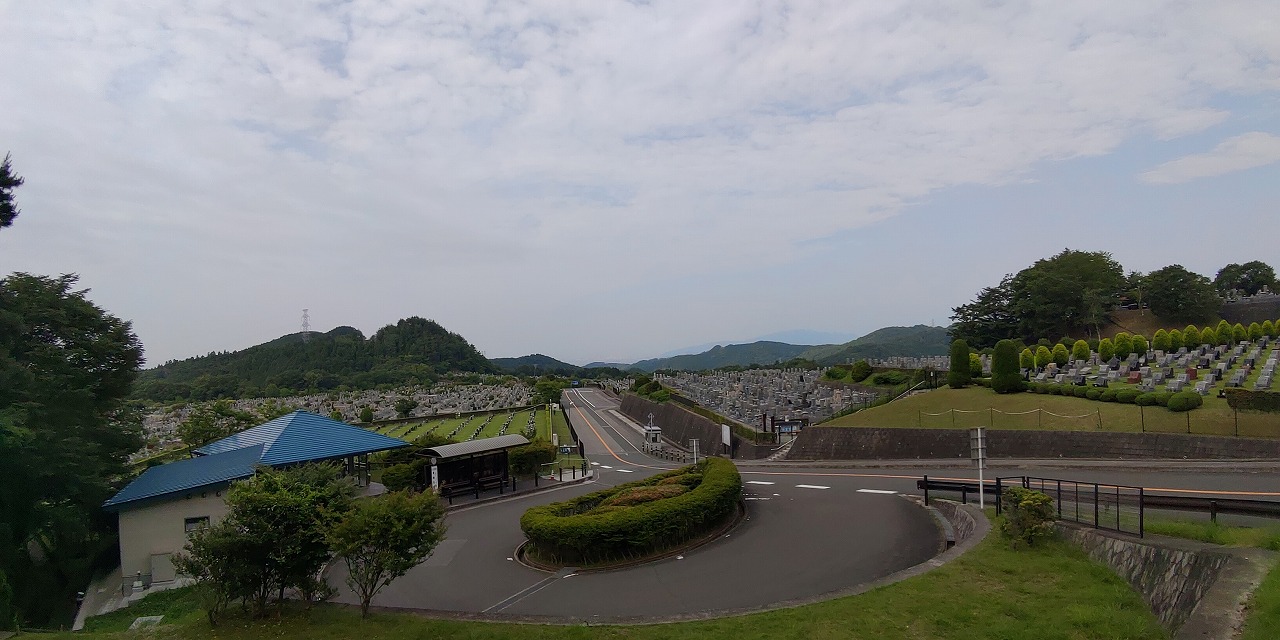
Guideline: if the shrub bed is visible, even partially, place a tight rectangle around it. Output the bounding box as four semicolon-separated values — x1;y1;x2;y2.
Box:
520;458;742;565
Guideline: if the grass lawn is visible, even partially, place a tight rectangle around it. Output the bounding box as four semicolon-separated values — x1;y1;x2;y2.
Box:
68;516;1166;640
824;387;1278;437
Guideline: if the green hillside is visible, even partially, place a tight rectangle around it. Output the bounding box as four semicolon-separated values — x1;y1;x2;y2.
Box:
630;341;811;372
133;317;494;402
802;325;950;364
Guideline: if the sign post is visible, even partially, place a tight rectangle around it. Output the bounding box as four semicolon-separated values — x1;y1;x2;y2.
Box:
690;439;699;465
970;427;987;509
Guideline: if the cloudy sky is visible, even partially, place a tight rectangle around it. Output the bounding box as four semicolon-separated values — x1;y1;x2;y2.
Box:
3;2;1278;366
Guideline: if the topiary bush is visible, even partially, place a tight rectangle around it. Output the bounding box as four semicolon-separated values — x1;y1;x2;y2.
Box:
1168;329;1184;352
1233;323;1248;344
1113;332;1133;358
381;462;421;492
999;486;1056;548
1051;343;1070;367
1132;334;1149;355
1135;392;1167;407
1020;348;1035;371
1264;320;1277;338
1116;389;1141;404
948;340;972;388
1100;389;1118;402
1035;345;1053;369
1184;325;1201;346
1034;383;1050;394
1071;340;1090;363
520;458;742;565
969;352;983;378
991;339;1024;394
1085;388;1102;400
1097;338;1115;363
1073;386;1090;398
1249;322;1264;341
1151;329;1170;352
849;360;873;383
1167;391;1204;412
1200;327;1216;346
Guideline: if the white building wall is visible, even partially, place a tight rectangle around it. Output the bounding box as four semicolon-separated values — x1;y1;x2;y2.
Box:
117;491;230;580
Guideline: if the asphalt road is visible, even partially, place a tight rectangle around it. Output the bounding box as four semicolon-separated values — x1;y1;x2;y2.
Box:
329;387;1280;620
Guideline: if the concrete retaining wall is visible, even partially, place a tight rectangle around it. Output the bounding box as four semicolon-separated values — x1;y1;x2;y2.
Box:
1058;525;1229;634
931;499;977;542
620;394;728;456
786;427;1280;460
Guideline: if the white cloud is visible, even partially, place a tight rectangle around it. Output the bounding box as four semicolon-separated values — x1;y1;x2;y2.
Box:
1;1;1279;363
1141;132;1280;184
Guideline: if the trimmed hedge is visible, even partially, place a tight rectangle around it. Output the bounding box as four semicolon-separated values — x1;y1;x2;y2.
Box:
1224;389;1280;413
520;458;742;564
1115;389;1141;404
1168;391;1204;412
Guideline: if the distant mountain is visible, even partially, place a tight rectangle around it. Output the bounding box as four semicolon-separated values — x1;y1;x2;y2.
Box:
134;317;495;402
584;362;631;369
800;325;950;364
752;329;858;345
629;341;812;372
490;354;581;375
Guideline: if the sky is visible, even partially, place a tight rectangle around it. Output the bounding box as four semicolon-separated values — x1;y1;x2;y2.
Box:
2;1;1279;367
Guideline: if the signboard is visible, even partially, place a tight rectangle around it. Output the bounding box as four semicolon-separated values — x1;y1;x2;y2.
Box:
969;427;987;508
721;424;731;447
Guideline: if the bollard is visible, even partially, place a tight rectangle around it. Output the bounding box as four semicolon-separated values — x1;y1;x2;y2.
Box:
559;467;563;482
923;475;930;506
961;486;968;505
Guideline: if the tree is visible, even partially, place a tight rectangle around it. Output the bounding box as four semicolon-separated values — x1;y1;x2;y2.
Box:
1051;343;1069;367
359;406;375;423
1144;265;1220;323
1264;320;1277;338
394;397;419;418
330;490;447;618
1151;329;1170;352
1132;334;1149;355
1019;348;1035;370
1097;338;1115;363
1071;340;1090;363
1232;323;1247;343
1217;320;1233;346
1008;250;1125;342
532;377;569;405
947;340;972;388
0;153;23;229
1034;345;1053;369
949;275;1018;349
1214;261;1277;296
991;340;1023;394
1184;325;1201;346
1113;332;1133;358
0;273;143;627
178;400;259;449
1199;326;1216;346
1250;323;1264;341
1168;329;1184;352
1123;271;1147;315
969;352;983;378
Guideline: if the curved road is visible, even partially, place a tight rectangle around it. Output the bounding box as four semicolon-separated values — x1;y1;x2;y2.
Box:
330;388;1280;621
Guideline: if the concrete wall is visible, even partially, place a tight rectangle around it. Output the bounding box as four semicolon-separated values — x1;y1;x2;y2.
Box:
117;491;230;580
786;427;1280;460
1058;525;1230;634
619;394;732;457
931;499;977;542
1221;297;1280;326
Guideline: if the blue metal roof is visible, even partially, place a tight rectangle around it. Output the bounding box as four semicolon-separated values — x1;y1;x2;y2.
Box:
102;445;263;511
194;410;408;466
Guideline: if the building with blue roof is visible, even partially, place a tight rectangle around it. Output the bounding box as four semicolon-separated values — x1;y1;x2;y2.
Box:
104;411;408;589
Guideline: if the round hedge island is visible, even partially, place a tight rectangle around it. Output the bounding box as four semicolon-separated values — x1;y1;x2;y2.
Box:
519;457;743;567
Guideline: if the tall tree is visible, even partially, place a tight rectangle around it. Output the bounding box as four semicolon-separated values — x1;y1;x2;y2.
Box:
0;153;23;229
991;340;1023;394
1145;265;1220;323
0;273;144;626
1008;249;1125;342
949;275;1018;349
1214;261;1277;296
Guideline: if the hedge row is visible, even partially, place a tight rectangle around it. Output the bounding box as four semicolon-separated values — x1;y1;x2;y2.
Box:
1224;389;1280;413
1025;383;1204;412
519;457;742;564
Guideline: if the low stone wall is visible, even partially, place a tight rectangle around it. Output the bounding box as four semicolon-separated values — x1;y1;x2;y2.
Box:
786;427;1280;460
931;499;977;542
1057;525;1229;634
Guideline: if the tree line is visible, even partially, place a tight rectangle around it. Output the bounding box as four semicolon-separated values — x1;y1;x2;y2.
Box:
950;249;1276;349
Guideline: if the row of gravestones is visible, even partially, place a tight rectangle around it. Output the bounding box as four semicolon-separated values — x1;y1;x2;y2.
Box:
1027;337;1276;396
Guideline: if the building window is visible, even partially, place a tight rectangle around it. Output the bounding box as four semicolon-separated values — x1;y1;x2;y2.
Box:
184;517;210;533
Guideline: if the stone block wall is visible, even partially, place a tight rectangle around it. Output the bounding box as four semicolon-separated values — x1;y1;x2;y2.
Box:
930;499;977;542
1058;525;1230;633
786;427;1280;460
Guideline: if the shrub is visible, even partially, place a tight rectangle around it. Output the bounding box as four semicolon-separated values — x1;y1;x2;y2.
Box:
1224;389;1280;413
1049;385;1064;395
999;487;1056;548
992;340;1023;394
601;484;689;507
1071;340;1090;363
1116;389;1141;404
358;406;374;423
1249;322;1264;341
1199;327;1216;346
1167;391;1204;412
380;463;420;492
1085;389;1102;400
1233;323;1248;343
1184;325;1201;346
849;360;873;383
1168;329;1184;352
1100;389;1118;402
871;371;909;386
948;340;972;388
1073;386;1090;398
1264;320;1277;338
1034;383;1050;394
1151;329;1169;352
1113;332;1133;357
1034;345;1053;369
969;353;983;378
1135;392;1167;407
1020;348;1035;370
520;458;742;565
1131;334;1149;355
509;441;557;475
1051;343;1069;367
1097;338;1115;363
1217;320;1233;346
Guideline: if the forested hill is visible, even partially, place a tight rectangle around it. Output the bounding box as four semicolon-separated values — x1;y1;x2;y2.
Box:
800;325;951;364
630;341;812;372
133;317;494;402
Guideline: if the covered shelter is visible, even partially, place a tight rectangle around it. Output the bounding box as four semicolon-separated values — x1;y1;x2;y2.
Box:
420;434;529;497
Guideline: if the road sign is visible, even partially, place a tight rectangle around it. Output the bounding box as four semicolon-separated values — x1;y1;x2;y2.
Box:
970;427;987;509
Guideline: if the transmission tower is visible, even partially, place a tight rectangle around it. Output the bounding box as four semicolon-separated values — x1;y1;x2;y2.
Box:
301;309;311;342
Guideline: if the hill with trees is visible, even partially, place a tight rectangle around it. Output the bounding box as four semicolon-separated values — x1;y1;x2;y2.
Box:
800;325;951;364
629;341;812;372
490;354;629;379
133;317;495;402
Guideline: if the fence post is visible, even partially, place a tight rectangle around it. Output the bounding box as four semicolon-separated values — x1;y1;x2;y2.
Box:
1140;405;1145;433
1056;480;1062;518
1210;500;1218;524
961;486;968;505
923;474;930;506
1093;483;1100;529
995;477;1002;515
1186;412;1191;434
1139;487;1145;538
951;410;956;429
1235;409;1239;437
1097;410;1102;431
990;408;994;428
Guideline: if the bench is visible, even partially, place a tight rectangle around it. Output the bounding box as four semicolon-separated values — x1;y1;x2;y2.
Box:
477;474;506;494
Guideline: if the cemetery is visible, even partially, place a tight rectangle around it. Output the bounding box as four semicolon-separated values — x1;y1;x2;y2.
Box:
655;367;877;428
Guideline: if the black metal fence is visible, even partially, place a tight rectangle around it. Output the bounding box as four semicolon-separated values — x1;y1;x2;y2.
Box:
998;476;1145;537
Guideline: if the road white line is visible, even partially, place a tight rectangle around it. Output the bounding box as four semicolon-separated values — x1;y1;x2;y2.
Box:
590;462;600;466
857;489;897;494
599;465;613;469
746;481;776;485
795;484;830;490
575;389;598;408
616;469;635;473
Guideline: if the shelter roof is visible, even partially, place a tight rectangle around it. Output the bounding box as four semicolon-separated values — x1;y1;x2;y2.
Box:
424;434;530;459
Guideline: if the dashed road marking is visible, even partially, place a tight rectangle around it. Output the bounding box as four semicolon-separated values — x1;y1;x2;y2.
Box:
616;469;635;473
857;489;897;494
746;481;776;485
796;484;830;490
599;465;613;469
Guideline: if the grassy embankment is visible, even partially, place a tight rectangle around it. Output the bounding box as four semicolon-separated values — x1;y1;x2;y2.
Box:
72;516;1165;640
824;387;1278;437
